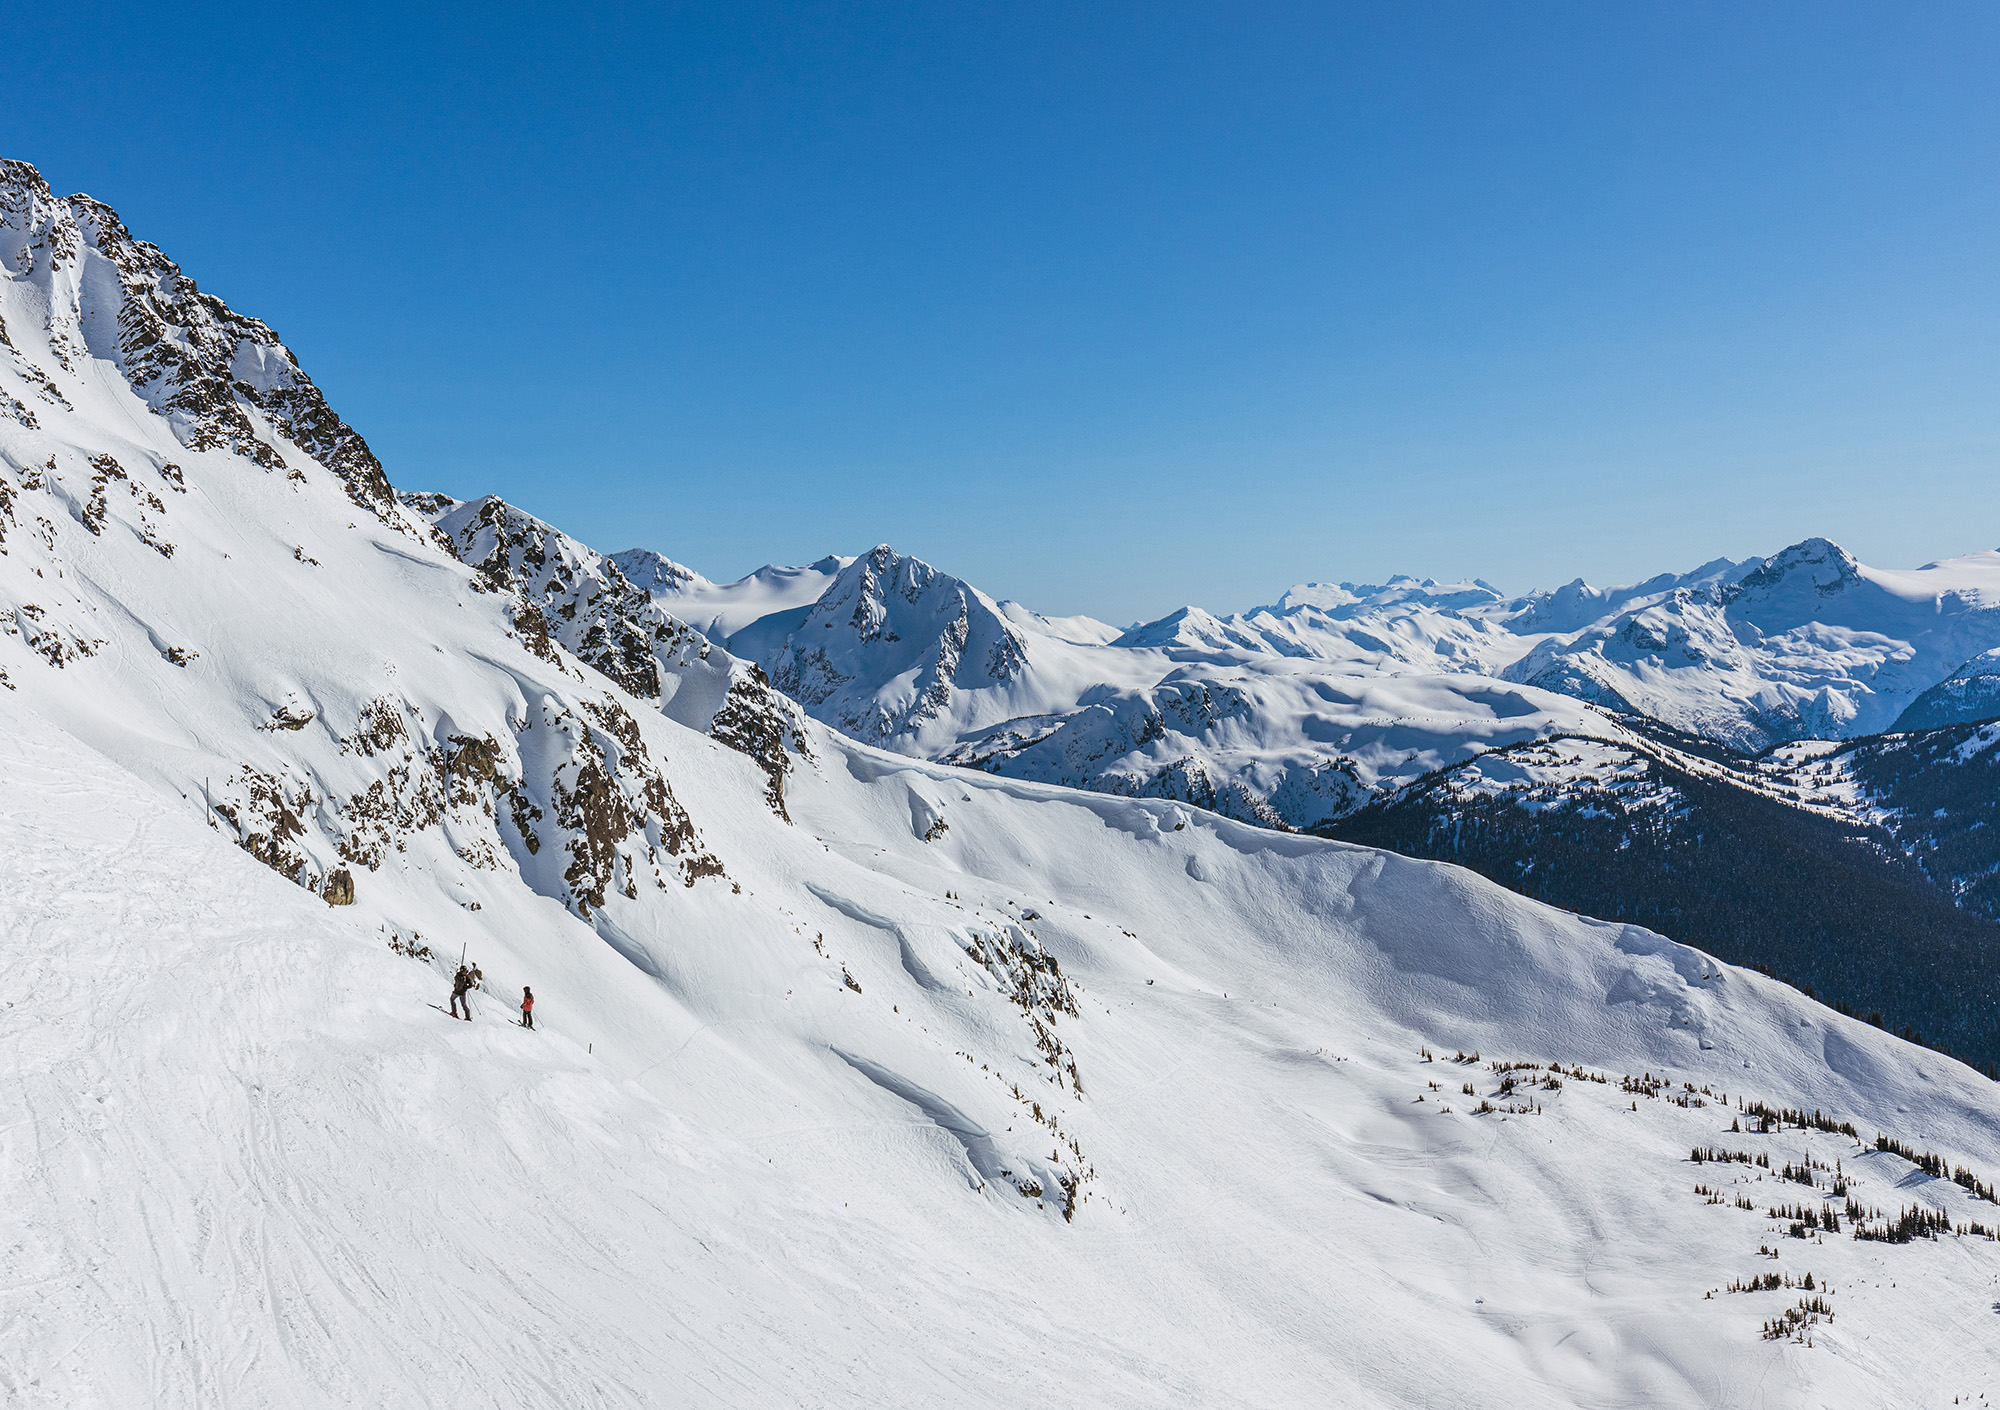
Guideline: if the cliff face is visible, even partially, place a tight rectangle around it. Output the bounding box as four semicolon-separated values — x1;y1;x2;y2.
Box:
0;159;399;521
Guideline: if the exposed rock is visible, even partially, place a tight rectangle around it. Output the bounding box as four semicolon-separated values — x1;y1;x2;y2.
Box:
408;492;811;818
0;160;406;528
765;545;1031;746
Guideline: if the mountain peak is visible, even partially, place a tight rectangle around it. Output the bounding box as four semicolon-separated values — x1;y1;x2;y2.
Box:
608;546;710;595
0;157;53;203
1110;605;1228;649
762;545;1029;745
0;156;401;525
1734;536;1862;597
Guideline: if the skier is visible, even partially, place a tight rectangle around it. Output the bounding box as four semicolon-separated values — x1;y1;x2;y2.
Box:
449;964;475;1021
520;985;535;1029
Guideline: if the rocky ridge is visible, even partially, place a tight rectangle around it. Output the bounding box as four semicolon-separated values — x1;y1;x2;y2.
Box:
407;493;812;817
0;159;400;524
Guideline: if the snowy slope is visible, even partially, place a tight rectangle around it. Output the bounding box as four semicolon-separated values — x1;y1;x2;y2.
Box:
15;639;2000;1407
7;157;2000;1408
1895;647;2000;732
940;663;1627;829
1326;719;2000;1069
617;548;854;647
408;493;812;815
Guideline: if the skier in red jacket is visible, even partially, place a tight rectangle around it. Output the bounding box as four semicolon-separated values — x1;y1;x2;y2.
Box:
520;986;535;1029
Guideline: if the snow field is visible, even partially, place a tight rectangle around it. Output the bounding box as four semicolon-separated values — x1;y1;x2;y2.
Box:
9;685;2000;1406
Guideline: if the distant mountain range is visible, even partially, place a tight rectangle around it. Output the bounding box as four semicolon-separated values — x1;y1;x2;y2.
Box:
611;535;2000;828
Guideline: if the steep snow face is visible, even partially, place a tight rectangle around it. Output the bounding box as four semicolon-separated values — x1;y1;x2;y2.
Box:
1506;540;2000;749
9;159;2000;1407
0;159;810;916
408;493;812;818
0;366;734;922
413;493;717;703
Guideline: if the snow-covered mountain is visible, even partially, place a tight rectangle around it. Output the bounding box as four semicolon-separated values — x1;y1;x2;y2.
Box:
1503;538;2000;748
408;493;812;816
9;157;2000;1407
654;535;2000;832
683;547;1637;830
613;545;853;646
1895;646;2000;733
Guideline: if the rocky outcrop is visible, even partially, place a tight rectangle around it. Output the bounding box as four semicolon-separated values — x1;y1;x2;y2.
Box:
408;492;812;817
0;161;403;525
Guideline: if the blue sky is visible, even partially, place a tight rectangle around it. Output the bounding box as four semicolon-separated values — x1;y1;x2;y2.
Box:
11;3;2000;623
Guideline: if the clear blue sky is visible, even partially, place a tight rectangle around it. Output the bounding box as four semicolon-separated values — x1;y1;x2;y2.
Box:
11;3;2000;623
